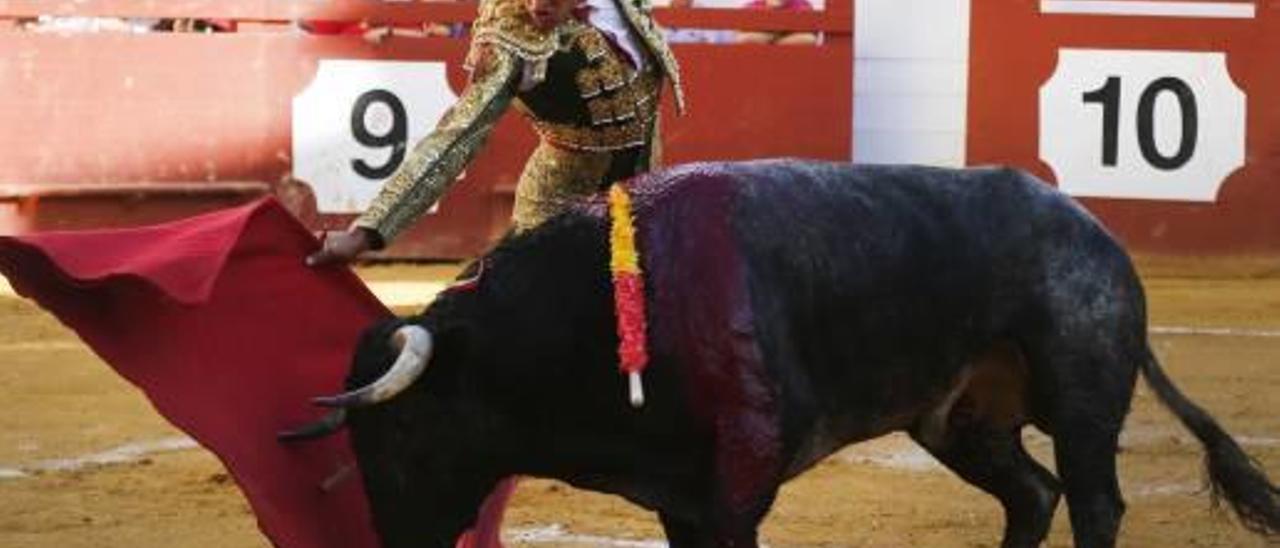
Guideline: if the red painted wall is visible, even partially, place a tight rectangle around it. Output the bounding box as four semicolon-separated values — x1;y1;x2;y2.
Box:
969;1;1280;256
0;0;852;259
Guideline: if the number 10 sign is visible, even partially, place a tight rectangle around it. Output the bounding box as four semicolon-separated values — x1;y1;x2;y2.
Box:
293;60;460;214
1039;49;1246;202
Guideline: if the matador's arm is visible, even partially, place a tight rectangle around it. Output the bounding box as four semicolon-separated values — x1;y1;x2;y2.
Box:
352;48;522;247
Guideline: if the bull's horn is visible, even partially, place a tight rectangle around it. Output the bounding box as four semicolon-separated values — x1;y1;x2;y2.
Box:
276;408;348;442
312;325;433;408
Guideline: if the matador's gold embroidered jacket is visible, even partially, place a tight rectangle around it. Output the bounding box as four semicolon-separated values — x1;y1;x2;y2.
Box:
353;0;684;244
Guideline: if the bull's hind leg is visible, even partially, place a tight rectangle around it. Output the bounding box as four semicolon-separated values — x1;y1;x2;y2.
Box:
913;424;1059;548
1039;356;1132;548
1028;328;1139;547
1028;315;1141;545
1023;225;1145;547
912;342;1060;548
1052;417;1126;548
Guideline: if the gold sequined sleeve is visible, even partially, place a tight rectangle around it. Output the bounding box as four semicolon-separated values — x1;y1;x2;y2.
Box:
352;50;521;246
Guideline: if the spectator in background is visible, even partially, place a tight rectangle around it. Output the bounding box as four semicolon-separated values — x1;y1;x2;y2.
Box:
300;19;465;44
19;16;236;34
297;18;374;40
736;0;818;45
360;19;469;43
297;19;362;35
663;0;735;44
18;16;157;33
154;18;238;33
300;0;468;45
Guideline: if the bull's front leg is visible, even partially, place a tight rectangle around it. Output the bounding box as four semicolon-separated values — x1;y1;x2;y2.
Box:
708;407;785;548
648;210;784;546
657;406;785;548
347;402;506;548
358;456;504;548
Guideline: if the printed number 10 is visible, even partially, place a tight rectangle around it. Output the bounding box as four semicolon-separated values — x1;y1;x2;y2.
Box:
1081;76;1199;171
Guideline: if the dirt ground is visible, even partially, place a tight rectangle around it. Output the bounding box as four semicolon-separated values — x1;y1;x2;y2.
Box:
1;260;1278;547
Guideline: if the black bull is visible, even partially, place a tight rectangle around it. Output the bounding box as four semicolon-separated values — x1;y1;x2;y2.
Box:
285;161;1280;547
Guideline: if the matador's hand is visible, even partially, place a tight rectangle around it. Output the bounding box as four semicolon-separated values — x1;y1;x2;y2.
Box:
306;228;375;267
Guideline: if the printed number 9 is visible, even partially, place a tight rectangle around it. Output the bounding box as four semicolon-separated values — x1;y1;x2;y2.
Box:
350;89;408;180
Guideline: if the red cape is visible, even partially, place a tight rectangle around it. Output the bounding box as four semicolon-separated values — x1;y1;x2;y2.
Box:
0;198;389;547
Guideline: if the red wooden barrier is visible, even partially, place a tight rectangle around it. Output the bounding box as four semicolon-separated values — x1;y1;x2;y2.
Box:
0;0;853;259
969;0;1280;256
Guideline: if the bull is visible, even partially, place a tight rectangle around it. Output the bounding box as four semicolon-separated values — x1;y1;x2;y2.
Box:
284;161;1280;547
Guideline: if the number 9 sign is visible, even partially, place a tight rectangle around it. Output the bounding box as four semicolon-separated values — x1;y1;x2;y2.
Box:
1040;49;1246;202
293;60;460;214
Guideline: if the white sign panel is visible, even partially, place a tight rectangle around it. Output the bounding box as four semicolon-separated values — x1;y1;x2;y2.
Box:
1040;49;1245;202
293;60;459;214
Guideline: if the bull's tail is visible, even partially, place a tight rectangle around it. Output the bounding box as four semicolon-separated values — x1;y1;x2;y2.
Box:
1140;348;1280;537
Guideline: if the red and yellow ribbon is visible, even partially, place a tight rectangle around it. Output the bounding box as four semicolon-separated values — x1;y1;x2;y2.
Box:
609;184;648;408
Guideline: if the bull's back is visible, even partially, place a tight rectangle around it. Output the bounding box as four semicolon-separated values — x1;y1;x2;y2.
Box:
725;160;1070;269
665;161;1120;445
720;161;1078;319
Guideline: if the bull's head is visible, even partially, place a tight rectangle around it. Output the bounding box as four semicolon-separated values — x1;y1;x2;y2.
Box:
281;314;510;546
277;324;433;441
276;216;619;544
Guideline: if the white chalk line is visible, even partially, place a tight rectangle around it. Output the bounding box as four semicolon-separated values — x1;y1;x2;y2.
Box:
1236;436;1280;448
507;525;667;547
0;436;198;480
841;430;1279;499
1150;325;1280;338
0;340;82;352
841;445;940;472
1127;482;1203;498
